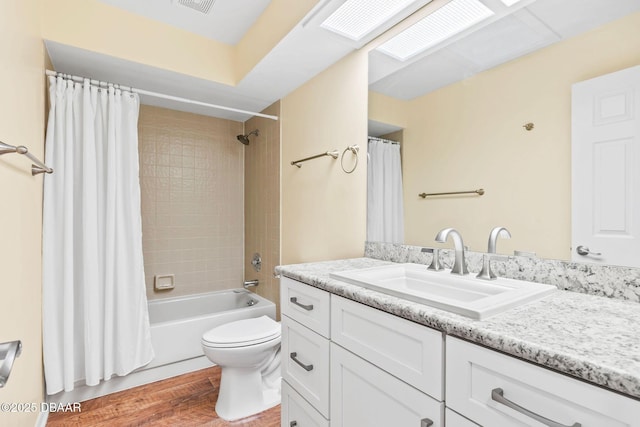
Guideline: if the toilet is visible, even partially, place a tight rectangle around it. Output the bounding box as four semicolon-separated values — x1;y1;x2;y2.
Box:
201;315;281;421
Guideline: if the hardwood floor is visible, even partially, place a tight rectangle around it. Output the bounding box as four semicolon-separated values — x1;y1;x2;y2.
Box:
46;367;281;427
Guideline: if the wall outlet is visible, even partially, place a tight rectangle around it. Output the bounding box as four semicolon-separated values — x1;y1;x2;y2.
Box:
154;274;175;290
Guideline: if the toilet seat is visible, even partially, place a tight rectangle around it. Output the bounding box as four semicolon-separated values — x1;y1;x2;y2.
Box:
202;315;281;348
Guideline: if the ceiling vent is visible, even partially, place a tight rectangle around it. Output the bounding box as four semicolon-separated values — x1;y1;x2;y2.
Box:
174;0;216;15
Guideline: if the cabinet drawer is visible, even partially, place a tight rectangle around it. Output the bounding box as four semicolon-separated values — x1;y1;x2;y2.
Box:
445;409;479;427
282;315;330;417
331;295;444;400
281;277;331;338
330;343;443;427
281;380;329;427
446;336;640;427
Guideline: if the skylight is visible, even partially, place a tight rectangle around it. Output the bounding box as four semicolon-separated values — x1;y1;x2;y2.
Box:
376;0;495;61
321;0;420;41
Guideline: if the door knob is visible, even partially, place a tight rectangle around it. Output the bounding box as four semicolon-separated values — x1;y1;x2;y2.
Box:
576;245;602;256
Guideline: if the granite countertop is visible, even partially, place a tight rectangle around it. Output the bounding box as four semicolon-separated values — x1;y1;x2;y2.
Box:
276;257;640;400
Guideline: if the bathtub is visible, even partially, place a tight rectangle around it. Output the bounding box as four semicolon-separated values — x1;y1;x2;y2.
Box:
145;289;276;370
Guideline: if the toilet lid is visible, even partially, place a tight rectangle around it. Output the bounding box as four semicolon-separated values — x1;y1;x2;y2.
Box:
202;315;281;347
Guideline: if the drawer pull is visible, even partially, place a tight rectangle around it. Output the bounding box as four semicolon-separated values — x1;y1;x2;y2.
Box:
290;352;314;371
290;422;297;427
420;418;434;427
290;297;314;311
491;388;581;427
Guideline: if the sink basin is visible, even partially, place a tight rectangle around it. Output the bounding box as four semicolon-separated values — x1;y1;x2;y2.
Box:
329;263;555;319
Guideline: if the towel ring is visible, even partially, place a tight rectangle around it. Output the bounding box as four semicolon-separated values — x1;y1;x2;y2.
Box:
341;145;359;174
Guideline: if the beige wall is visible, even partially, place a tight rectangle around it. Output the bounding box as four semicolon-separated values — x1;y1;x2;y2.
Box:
0;0;46;425
368;91;409;129
42;0;319;86
393;12;640;260
138;106;244;299
244;102;281;316
281;51;368;264
42;0;235;85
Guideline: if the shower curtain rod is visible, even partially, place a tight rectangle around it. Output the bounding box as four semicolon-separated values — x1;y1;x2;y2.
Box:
368;136;399;145
45;70;279;121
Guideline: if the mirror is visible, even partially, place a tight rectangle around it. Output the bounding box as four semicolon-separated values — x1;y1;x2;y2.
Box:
367;1;640;267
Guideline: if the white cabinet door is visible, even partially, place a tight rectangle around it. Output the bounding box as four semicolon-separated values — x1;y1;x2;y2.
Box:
572;65;640;267
331;294;444;400
331;343;443;427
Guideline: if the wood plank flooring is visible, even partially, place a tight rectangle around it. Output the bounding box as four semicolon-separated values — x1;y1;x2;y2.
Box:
46;367;281;427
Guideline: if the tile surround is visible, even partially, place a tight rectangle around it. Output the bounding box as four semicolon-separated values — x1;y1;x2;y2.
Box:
244;102;281;317
138;105;244;299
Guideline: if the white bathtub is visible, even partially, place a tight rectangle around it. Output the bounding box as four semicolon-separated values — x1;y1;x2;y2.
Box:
145;289;276;370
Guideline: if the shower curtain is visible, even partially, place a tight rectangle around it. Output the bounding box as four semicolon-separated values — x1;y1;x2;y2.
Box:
367;138;404;243
42;76;154;395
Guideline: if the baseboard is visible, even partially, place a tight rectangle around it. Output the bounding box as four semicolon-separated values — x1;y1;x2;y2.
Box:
47;356;214;405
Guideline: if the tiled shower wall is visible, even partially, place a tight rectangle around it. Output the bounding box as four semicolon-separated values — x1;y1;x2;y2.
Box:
244;101;281;316
138;105;244;300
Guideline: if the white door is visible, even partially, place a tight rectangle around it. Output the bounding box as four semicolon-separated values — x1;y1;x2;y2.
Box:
572;65;640;267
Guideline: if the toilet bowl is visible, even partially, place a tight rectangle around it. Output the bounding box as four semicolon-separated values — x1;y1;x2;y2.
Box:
201;315;281;421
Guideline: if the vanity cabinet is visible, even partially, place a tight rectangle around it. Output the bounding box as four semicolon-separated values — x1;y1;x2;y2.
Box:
281;276;640;427
446;336;640;427
281;277;444;427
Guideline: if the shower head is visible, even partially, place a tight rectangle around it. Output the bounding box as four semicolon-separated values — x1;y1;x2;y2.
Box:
236;129;259;145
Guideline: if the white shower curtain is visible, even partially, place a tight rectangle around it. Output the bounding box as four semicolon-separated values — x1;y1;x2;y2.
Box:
367;138;405;243
42;76;154;395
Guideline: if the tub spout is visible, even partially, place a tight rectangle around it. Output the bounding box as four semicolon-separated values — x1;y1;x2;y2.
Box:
243;280;259;289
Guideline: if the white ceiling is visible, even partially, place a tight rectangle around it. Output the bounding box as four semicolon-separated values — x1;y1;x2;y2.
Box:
370;0;640;99
47;0;640;125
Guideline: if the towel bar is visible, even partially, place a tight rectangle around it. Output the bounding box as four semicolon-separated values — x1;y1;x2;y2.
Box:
0;140;53;175
291;150;339;168
419;188;484;198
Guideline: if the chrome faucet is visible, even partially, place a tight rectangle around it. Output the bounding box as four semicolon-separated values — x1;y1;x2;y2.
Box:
477;227;511;280
488;226;511;254
435;228;468;275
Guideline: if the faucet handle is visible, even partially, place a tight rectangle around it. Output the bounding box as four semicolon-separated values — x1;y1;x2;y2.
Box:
421;247;444;271
476;254;509;280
